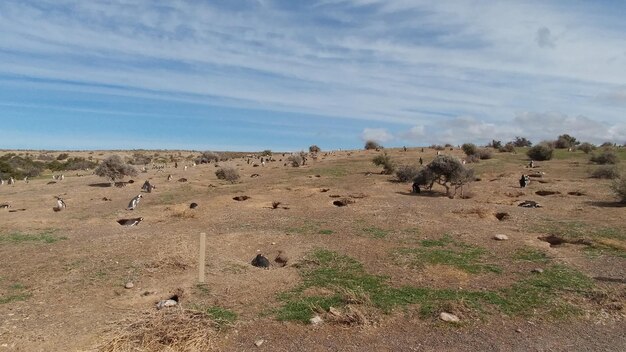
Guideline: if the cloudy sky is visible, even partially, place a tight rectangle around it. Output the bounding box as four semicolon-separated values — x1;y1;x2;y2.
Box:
1;0;625;151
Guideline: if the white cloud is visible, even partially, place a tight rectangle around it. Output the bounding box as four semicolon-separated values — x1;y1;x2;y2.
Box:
361;128;393;143
398;125;426;141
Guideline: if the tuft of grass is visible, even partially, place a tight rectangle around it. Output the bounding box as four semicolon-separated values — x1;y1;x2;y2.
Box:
361;227;389;239
308;166;348;178
0;282;31;304
318;229;334;235
395;235;501;274
277;250;593;323
0;230;66;244
513;247;550;263
190;305;237;330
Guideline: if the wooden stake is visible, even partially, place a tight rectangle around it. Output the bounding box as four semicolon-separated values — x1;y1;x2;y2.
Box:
199;232;206;283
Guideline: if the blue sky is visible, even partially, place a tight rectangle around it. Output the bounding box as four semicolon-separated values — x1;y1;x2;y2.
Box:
1;0;625;151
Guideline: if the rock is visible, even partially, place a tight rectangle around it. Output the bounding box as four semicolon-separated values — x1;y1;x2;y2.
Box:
531;268;544;274
124;281;134;289
516;328;522;333
494;234;509;241
254;339;265;347
439;312;460;323
310;315;323;325
156;299;178;309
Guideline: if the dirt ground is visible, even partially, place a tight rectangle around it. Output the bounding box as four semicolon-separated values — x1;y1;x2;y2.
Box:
0;147;624;351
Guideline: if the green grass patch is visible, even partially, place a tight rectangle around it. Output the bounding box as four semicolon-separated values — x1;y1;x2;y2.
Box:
513;247;550;263
318;229;334;235
395;235;501;274
0;230;66;244
308;166;348;178
0;282;31;305
286;220;325;235
191;305;237;329
360;227;389;239
277;249;593;323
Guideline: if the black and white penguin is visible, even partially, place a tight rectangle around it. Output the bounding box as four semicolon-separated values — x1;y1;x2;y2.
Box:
127;194;143;210
251;254;270;268
117;217;143;226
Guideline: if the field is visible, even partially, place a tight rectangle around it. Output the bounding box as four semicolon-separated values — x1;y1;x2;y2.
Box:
1;147;625;351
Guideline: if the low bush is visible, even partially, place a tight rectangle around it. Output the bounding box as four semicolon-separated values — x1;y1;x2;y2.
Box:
590;166;620;179
372;152;395;174
287;155;303;167
309;145;321;153
461;143;478;156
578;142;595;154
527;143;553;161
215;167;240;183
611;177;626;203
364;140;382;150
590;151;619;165
395;165;420;182
477;148;493;160
498;143;515;153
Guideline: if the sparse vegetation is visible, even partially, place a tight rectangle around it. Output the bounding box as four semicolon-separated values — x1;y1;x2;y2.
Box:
461;143;478;156
527;143;554;161
215;167;240;183
512;136;532;147
309;145;321;153
498;142;515;153
94;155;138;184
611;176;626;203
287;154;303;167
372;152;395;174
0;230;66;244
197;151;220;164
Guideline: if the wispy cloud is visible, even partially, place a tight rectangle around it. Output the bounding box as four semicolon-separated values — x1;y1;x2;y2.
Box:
1;0;625;149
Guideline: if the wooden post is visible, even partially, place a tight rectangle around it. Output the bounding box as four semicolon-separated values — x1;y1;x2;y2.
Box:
198;232;206;283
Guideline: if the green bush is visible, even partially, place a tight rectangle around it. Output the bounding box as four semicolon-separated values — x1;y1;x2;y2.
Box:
215;167;240;183
94;155;138;184
477;148;493;159
527;143;553;161
461;143;478;156
578;142;595;154
414;155;474;197
364;140;382;150
372;152;395;174
309;145;321;153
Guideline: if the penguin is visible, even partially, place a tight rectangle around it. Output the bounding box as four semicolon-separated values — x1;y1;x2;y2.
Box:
56;197;66;209
142;180;155;193
23;176;29;183
8;177;15;185
251;254;270;268
0;179;4;185
167;174;172;181
127;194;143;210
117;217;143;226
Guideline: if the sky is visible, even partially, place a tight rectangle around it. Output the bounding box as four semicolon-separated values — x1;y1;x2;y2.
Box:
1;0;625;151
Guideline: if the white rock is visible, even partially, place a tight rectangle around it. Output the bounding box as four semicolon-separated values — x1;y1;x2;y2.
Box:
310;315;323;325
494;234;509;241
124;282;134;289
156;299;177;309
254;339;265;347
531;268;544;274
439;312;460;323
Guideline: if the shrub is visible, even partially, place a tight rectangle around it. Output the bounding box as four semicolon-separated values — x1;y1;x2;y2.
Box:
94;155;138;184
197;151;220;164
527;143;553;161
130;153;152;165
465;154;480;163
215;167;240;183
590;166;620;179
477;148;493;160
498;143;515;153
260;150;272;157
56;153;69;161
512;136;532;147
413;155;474;197
578;142;595;154
600;142;615;148
372;152;395;174
309;145;321;153
364;140;382;150
554;134;578;149
488;140;502;149
461;143;478;156
611;177;626;203
590;151;619;165
395;164;420;182
287;155;303;167
430;144;445;151
444;143;453;148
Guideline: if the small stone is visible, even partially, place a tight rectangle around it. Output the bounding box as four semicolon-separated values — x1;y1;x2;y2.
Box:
494;234;509;241
124;282;134;289
254;339;265;347
531;268;544;274
328;307;342;316
310;315;323;325
439;312;460;323
156;299;177;309
516;328;522;333
271;242;276;245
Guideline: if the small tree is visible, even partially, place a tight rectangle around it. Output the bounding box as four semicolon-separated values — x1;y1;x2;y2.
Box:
372;152;395;174
512;136;532;147
413;155;474;197
590;151;619;165
527;143;553;161
395;164;420;182
554;134;579;149
260;150;273;157
488;140;502;149
215;166;240;183
309;145;321;153
94;155;138;185
461;143;478;156
364;140;382;150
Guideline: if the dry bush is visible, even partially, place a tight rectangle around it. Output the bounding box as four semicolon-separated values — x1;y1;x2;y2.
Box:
498;143;515;153
95;155;138;184
98;309;219;352
215;167;240;183
395;164;419;182
430;144;446;151
590;166;620;179
372;152;395;174
590;151;619;165
198;151;220;164
461;143;478;156
477;148;493;159
611;177;626;203
364;140;382;150
465;154;480;163
287;154;303;167
578;142;595;154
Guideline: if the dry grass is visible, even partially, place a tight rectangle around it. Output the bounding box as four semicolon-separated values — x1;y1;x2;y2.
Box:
98;309;219;352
